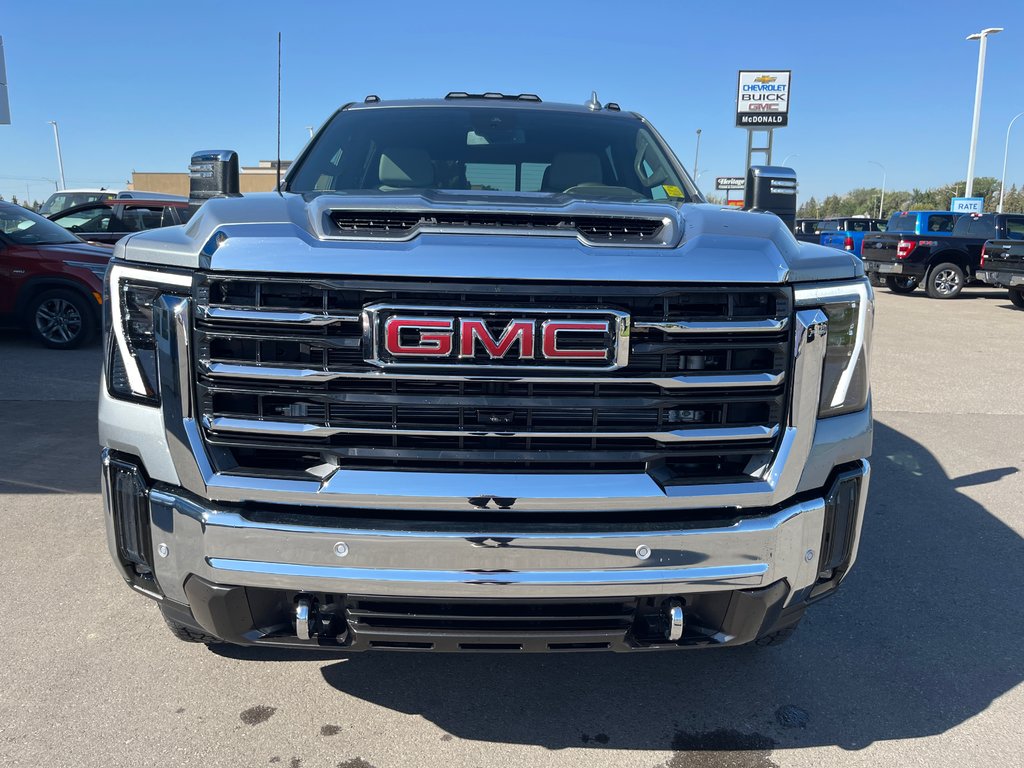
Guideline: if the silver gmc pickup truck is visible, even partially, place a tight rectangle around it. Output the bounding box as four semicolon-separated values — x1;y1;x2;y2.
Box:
100;92;873;652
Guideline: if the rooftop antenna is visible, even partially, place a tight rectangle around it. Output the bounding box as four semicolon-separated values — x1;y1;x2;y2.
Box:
276;32;282;195
585;90;601;111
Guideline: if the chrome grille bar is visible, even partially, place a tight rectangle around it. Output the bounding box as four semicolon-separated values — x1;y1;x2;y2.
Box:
200;362;785;390
203;416;779;443
197;307;359;325
633;318;789;334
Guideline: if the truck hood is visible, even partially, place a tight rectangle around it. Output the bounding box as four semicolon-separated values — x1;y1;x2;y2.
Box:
115;192;861;284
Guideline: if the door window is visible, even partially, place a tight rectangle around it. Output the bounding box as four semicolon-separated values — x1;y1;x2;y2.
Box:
1003;217;1024;240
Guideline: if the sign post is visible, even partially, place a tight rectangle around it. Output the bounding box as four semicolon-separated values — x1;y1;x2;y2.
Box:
737;70;791;172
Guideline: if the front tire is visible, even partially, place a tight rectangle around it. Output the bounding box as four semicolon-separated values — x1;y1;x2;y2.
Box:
27;289;96;349
886;275;918;294
160;607;221;644
926;262;965;299
753;624;799;647
1009;288;1024;309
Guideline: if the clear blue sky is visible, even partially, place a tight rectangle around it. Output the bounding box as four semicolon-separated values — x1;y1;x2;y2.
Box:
2;0;1023;204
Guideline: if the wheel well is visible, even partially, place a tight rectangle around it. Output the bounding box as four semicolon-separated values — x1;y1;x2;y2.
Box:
927;252;970;275
15;278;101;323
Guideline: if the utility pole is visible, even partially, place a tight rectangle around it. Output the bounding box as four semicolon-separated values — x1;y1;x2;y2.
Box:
693;129;702;181
998;111;1024;213
965;28;1003;199
868;161;887;219
48;121;67;190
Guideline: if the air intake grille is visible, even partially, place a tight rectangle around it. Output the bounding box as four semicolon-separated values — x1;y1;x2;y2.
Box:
327;210;667;244
192;277;792;485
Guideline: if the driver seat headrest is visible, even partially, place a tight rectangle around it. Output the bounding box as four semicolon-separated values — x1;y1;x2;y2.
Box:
542;152;603;192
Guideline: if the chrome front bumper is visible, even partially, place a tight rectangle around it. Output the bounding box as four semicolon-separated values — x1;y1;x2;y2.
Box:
123;460;869;607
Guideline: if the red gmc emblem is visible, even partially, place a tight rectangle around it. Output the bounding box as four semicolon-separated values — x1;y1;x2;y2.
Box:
364;305;629;370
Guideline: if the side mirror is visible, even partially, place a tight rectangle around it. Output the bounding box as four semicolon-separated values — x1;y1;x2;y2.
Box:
743;166;797;232
188;150;240;203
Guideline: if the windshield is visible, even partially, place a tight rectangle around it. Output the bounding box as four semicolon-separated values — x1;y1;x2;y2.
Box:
39;192;115;216
287;106;693;203
0;204;81;245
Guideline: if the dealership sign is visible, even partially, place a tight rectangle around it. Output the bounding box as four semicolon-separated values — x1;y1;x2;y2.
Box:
716;177;746;191
950;197;984;214
736;71;790;127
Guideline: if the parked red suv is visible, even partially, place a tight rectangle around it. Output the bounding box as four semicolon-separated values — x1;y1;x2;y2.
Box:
0;201;112;348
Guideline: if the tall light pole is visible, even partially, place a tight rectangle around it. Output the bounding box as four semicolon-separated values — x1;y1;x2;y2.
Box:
693;128;702;181
868;160;887;219
781;153;799;166
998;111;1024;212
965;27;1003;199
305;126;314;139
47;120;67;191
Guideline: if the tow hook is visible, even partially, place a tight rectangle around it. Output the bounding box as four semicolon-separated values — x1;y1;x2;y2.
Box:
295;595;319;640
665;599;685;641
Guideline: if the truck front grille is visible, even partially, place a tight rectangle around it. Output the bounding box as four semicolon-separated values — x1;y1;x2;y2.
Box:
192;277;791;484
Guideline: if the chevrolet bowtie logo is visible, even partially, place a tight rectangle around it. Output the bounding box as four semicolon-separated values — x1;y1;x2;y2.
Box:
753;75;777;84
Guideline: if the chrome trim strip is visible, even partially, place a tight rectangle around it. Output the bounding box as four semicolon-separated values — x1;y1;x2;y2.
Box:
203;416;780;443
197;307;359;325
633;318;788;334
200;361;785;390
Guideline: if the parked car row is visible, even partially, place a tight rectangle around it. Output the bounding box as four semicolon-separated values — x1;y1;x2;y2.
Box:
862;212;1024;299
0;193;194;348
793;216;887;254
38;188;184;215
0;201;111;349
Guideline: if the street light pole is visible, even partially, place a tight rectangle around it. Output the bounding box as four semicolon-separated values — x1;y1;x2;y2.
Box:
781;153;799;166
868;160;887;219
965;27;1003;199
998;111;1024;213
693;129;702;181
47;120;67;191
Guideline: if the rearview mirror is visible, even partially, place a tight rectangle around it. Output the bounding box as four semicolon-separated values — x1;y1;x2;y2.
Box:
743;166;797;231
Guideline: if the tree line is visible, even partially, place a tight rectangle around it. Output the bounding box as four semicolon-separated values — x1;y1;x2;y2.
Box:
797;176;1023;219
0;195;44;211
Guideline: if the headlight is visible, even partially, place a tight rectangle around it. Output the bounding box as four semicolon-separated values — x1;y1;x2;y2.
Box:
795;280;873;418
106;264;192;405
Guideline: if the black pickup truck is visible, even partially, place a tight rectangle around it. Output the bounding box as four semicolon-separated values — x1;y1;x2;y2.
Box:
977;237;1024;309
862;212;1024;298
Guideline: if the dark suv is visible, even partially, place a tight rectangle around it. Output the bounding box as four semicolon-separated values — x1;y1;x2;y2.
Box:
0;202;111;348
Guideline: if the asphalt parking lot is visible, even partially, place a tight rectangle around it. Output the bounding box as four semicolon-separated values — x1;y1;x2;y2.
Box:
0;287;1021;768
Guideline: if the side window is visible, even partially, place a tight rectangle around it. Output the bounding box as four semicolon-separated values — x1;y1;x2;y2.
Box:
52;205;114;233
1003;217;1024;240
120;205;164;231
520;162;549;192
926;215;955;233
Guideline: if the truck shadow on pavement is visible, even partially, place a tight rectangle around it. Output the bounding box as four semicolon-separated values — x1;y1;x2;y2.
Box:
310;420;1023;755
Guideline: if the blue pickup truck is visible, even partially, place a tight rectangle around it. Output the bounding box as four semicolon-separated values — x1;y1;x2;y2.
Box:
818;217;887;256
